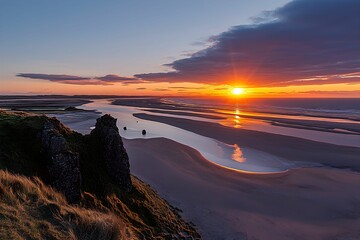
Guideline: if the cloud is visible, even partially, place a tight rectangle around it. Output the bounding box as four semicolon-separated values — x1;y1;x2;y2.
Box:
136;87;147;90
95;74;137;82
135;0;360;87
298;90;360;95
153;88;169;91
134;72;181;82
17;73;137;85
17;73;90;81
168;86;205;90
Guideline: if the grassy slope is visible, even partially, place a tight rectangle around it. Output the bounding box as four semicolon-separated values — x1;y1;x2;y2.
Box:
0;110;200;239
0;170;126;240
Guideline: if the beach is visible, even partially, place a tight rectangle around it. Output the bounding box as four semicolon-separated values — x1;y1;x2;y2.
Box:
125;137;360;240
2;96;360;239
3;1;360;239
133;113;360;170
113;99;360;239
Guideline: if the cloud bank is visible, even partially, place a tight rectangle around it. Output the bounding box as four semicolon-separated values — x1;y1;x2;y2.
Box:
135;0;360;87
17;0;360;88
95;74;137;82
17;73;137;85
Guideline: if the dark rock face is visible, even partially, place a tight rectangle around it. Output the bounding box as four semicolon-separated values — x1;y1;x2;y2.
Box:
91;114;132;192
39;114;131;202
41;120;81;203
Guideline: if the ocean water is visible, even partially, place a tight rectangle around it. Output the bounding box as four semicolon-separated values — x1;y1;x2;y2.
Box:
79;100;297;173
167;97;360;119
73;98;359;174
168;97;360;111
160;97;360;146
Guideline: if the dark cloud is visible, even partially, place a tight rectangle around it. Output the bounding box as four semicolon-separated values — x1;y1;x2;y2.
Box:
17;73;90;81
135;0;360;87
54;80;113;85
16;73;110;85
95;74;137;81
17;73;138;85
134;72;181;82
270;75;360;86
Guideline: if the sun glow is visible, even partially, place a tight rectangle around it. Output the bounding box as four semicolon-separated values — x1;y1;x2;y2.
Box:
232;88;245;95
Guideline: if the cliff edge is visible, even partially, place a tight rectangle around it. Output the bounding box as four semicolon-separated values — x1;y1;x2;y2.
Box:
0;110;200;240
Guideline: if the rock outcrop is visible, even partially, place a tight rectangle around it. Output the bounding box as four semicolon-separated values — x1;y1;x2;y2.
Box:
41;120;81;203
39;114;132;202
90;114;132;192
0;110;201;239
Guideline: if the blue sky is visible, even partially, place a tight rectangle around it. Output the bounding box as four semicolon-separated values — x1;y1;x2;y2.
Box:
1;0;359;97
0;0;288;77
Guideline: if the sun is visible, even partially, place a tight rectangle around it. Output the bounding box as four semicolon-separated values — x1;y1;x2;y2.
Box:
232;88;245;95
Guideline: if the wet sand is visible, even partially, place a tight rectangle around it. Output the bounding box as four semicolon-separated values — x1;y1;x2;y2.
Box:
125;137;360;240
5;96;360;239
0;97;91;109
49;111;101;134
142;109;226;120
133;113;360;170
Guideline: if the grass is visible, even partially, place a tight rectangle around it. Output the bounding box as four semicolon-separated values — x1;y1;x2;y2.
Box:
0;170;129;240
0;110;201;239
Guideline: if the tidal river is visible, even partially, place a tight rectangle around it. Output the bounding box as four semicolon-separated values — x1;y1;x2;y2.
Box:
53;98;359;174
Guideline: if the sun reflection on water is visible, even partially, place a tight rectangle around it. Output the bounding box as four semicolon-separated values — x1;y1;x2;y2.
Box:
234;109;242;128
232;144;246;162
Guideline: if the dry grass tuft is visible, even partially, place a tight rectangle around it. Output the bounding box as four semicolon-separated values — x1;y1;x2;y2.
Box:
0;170;130;240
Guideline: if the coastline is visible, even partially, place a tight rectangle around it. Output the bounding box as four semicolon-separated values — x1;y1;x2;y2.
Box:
3;97;360;239
125;137;360;240
133;113;360;170
140;107;360;135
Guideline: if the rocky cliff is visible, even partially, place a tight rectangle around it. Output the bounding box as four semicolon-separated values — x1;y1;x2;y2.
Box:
0;110;200;239
90;114;132;192
41;120;82;203
40;114;132;202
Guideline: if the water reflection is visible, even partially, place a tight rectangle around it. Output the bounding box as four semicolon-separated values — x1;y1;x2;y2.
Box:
234;109;241;128
218;108;360;148
77;99;293;173
52;99;358;172
232;144;246;162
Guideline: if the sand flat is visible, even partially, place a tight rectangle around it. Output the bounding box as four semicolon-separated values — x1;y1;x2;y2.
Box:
133;113;360;169
125;137;360;240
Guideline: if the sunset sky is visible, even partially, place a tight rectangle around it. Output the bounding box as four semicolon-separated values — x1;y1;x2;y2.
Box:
1;0;359;97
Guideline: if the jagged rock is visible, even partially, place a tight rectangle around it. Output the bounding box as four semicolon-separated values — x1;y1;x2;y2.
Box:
91;114;132;192
41;120;81;203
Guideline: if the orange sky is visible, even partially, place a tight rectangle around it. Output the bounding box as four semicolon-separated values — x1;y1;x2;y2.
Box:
1;1;359;98
2;77;360;98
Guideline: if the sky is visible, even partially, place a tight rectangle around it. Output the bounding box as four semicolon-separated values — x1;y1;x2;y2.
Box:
1;0;359;97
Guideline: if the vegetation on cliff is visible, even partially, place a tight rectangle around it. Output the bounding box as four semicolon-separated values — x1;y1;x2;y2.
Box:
0;110;200;239
0;170;125;240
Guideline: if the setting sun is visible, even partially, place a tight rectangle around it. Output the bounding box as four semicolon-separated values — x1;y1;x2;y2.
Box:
232;88;245;95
